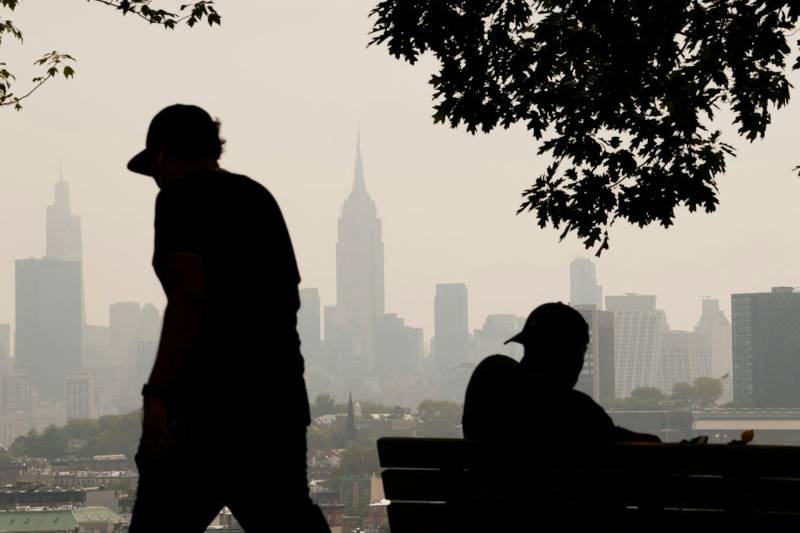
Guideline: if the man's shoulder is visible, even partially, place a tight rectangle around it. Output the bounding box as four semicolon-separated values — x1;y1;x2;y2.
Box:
474;354;519;374
467;355;521;393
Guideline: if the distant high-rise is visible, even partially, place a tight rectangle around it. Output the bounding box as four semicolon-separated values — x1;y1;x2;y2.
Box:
606;294;668;398
732;287;800;408
0;325;10;376
65;370;97;420
471;314;524;363
694;298;732;380
334;133;385;367
46;178;82;262
299;288;322;364
15;258;83;402
1;372;31;415
659;331;695;395
433;283;470;375
109;302;142;368
570;258;603;309
374;313;423;376
46;178;85;328
574;306;615;403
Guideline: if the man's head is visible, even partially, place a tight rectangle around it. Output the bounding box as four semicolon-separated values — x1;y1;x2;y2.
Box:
506;302;590;389
128;104;224;186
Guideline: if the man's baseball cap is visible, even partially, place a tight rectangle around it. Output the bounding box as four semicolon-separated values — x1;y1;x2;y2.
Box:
505;302;590;346
127;104;222;177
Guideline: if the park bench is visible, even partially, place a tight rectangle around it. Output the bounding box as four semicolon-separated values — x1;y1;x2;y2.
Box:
378;436;800;532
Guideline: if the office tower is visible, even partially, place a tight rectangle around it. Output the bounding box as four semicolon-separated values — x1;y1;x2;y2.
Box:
659;331;695;396
694;298;732;379
1;372;31;415
109;302;142;368
574;306;615;403
570;258;603;309
46;178;85;327
433;283;470;375
0;325;10;377
471;314;524;362
15;258;82;401
732;287;800;407
334;133;385;368
299;288;322;364
65;370;98;419
46;178;82;262
605;294;668;398
138;303;161;342
374;313;423;376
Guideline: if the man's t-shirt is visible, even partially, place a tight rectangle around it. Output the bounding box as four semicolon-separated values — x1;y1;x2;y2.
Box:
463;354;658;444
152;170;309;426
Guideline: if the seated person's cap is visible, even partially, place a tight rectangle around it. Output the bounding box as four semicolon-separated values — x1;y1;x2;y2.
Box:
128;104;220;177
505;302;590;346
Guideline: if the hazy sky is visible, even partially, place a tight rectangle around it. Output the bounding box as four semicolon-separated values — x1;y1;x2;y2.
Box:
2;2;800;344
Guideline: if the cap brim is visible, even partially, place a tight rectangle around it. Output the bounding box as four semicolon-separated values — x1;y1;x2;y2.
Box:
127;149;155;176
504;332;526;345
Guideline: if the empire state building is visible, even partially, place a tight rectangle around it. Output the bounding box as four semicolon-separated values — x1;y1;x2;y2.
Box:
335;134;385;367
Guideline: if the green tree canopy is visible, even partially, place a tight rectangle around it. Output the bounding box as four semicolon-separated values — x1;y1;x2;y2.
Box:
311;393;339;418
371;1;800;252
692;376;724;408
416;399;463;438
1;0;221;109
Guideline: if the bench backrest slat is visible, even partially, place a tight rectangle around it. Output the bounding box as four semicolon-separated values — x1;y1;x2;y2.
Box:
378;437;800;527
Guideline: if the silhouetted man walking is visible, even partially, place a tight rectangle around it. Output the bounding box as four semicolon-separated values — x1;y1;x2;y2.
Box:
127;104;329;532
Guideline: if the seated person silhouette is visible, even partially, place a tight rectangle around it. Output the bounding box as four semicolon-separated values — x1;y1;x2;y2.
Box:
461;303;658;527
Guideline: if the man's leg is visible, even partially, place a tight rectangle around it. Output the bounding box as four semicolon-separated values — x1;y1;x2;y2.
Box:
130;447;224;533
225;428;329;532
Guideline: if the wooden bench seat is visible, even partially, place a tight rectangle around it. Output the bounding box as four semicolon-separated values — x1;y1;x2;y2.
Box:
378;437;800;532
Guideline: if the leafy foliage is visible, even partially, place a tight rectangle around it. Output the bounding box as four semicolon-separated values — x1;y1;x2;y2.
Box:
9;410;142;460
0;0;221;109
606;377;724;410
371;1;800;252
416;399;462;437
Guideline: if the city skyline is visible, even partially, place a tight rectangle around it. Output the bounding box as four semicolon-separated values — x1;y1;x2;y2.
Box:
2;2;800;344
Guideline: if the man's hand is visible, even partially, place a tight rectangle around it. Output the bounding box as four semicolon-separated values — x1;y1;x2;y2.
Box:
140;396;177;460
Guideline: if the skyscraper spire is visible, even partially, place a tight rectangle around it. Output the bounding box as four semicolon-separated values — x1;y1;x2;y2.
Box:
352;125;367;195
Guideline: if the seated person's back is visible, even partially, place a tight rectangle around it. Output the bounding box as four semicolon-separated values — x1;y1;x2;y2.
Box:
462;303;658;502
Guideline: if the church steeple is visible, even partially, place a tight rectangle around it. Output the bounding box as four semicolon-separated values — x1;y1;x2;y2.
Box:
346;391;357;442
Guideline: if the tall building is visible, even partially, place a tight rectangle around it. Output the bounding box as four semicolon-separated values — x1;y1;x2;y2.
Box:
0;325;10;377
46;178;82;262
109;302;142;368
694;298;732;379
606;294;668;398
570;258;603;309
659;331;694;395
374;313;423;376
471;314;524;363
46;178;85;328
82;325;110;369
1;372;31;416
65;370;97;420
334;134;385;368
732;287;800;408
15;258;83;402
433;283;470;375
574;306;615;403
299;288;322;365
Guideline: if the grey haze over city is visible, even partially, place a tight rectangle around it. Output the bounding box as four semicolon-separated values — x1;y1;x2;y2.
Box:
2;1;800;346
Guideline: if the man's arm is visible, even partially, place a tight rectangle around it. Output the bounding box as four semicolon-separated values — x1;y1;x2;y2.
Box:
140;251;205;457
147;251;206;391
